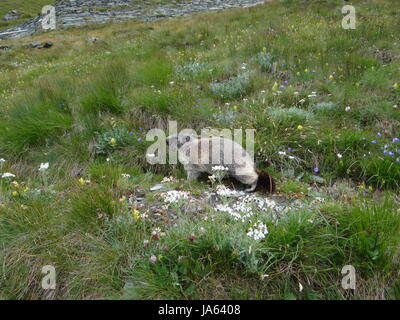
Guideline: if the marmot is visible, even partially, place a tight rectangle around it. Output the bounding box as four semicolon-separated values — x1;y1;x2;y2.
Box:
166;133;275;193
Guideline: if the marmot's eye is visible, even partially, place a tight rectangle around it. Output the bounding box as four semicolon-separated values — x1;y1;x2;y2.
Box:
185;136;191;142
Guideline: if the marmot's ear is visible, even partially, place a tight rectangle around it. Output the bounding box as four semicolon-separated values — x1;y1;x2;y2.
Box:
185;136;191;142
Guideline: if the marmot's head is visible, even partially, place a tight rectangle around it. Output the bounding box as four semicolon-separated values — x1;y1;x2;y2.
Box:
166;133;197;151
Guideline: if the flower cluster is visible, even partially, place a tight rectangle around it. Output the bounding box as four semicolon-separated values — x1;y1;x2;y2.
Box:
209;166;229;185
215;193;279;223
39;162;49;172
215;185;245;197
161;190;190;205
247;221;269;240
364;133;400;163
211;166;229;172
161;176;180;183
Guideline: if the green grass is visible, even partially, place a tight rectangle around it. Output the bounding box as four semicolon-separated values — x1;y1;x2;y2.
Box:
0;0;399;300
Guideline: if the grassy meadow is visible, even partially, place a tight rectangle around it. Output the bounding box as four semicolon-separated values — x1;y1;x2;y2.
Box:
0;0;399;299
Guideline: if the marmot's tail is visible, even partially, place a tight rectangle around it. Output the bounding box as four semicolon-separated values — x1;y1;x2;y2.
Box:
256;170;276;193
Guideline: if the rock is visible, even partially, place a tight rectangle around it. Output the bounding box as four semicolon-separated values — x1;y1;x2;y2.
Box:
30;41;41;48
0;16;41;40
3;10;19;21
150;184;164;191
42;42;54;48
87;37;98;43
30;41;54;49
0;0;269;39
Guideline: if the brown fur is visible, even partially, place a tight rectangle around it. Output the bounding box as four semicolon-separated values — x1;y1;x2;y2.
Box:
256;170;276;193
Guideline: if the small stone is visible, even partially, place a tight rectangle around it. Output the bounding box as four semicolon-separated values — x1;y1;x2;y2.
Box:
87;37;98;43
3;10;19;21
150;184;164;191
30;41;41;48
43;42;53;48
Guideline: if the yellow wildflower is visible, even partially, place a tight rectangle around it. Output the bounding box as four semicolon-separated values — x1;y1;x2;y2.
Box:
132;209;140;220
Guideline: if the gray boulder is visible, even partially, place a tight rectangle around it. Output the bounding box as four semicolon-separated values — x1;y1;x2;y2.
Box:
3;10;19;21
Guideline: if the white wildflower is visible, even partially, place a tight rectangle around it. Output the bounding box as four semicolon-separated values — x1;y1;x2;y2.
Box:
161;190;190;204
247;221;268;240
161;176;179;183
215;185;245;197
38;163;49;172
212;166;229;172
216;194;279;222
